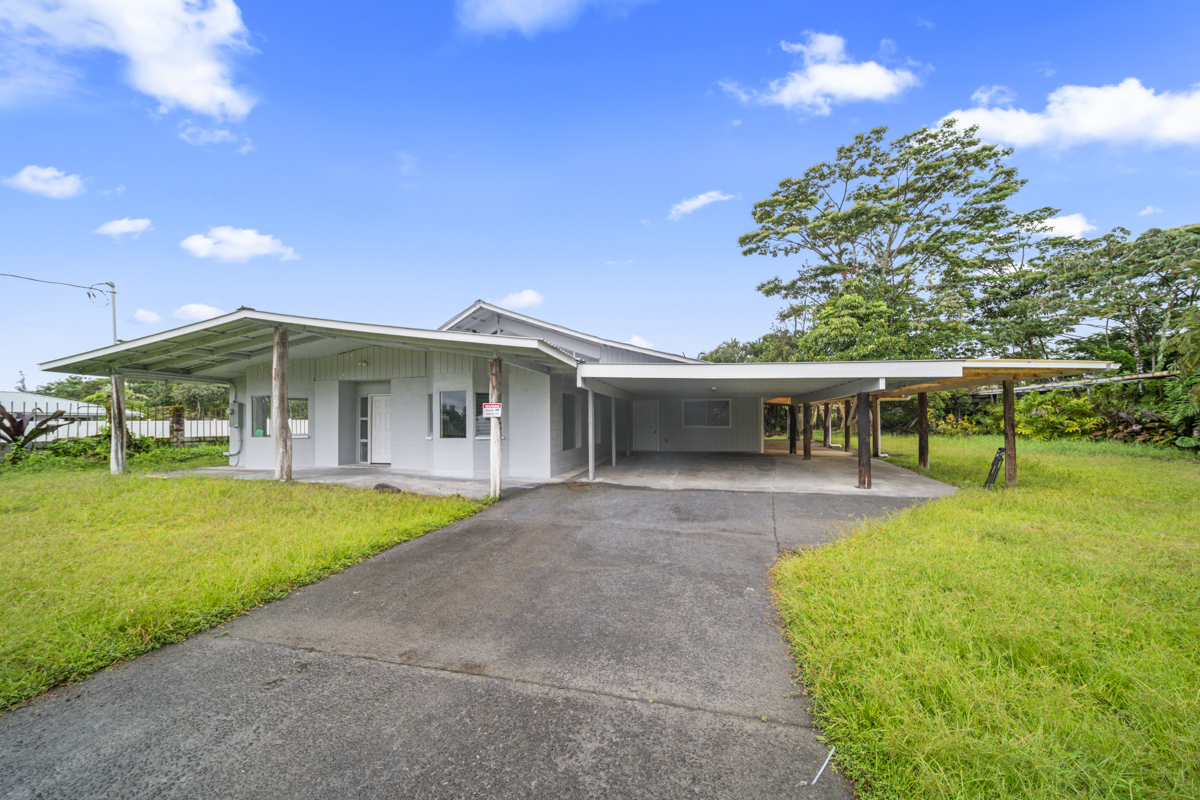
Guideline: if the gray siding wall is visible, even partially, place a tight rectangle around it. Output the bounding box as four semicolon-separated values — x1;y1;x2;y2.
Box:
548;373;613;477
650;395;762;453
241;373;317;469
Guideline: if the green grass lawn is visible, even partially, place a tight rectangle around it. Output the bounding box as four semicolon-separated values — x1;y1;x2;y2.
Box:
774;435;1200;800
0;461;484;710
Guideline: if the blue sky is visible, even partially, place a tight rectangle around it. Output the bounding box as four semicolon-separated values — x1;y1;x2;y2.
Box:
4;0;1199;389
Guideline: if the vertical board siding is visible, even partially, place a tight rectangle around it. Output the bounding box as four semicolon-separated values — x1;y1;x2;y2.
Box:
246;346;426;382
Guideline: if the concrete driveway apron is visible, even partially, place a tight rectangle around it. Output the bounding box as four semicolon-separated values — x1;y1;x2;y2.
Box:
0;483;932;799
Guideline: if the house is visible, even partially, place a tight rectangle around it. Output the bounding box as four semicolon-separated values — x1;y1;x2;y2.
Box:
39;300;1114;489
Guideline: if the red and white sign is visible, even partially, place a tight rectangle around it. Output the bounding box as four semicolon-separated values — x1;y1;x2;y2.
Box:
482;403;502;418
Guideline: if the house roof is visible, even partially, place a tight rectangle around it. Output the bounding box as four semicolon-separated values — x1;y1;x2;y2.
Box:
39;308;580;381
0;391;108;418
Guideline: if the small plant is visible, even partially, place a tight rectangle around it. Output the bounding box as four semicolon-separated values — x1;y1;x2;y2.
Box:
934;413;978;436
1015;391;1103;440
0;403;69;464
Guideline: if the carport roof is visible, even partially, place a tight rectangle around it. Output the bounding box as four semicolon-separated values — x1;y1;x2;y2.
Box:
577;359;1117;402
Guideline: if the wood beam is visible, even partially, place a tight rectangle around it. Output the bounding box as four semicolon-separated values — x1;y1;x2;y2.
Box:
843;399;852;452
857;392;871;489
1003;378;1017;489
104;323;263;369
917;392;929;470
272;328;292;481
802;402;813;460
140;332;278;370
872;397;882;458
788;404;797;455
822;401;832;448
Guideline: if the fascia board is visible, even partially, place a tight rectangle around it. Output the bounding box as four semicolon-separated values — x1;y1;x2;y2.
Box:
578;361;966;381
792;378;887;404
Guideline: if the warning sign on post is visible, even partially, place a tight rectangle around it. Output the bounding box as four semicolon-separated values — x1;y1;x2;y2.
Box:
482;403;502;418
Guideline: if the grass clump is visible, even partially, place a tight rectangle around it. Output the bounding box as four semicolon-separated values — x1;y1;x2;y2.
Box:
0;469;483;710
774;435;1200;799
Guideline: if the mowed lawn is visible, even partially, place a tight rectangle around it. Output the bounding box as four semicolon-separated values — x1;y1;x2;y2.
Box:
774;435;1200;800
1;468;484;710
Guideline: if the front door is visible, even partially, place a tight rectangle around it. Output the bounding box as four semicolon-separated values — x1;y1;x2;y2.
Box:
633;400;658;451
370;395;392;464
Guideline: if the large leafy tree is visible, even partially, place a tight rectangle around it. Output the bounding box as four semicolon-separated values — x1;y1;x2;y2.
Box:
740;120;1073;361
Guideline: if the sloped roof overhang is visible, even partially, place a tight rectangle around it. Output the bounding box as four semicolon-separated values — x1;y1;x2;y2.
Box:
39;309;580;381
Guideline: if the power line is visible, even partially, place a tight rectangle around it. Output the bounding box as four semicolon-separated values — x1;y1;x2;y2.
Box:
0;273;112;304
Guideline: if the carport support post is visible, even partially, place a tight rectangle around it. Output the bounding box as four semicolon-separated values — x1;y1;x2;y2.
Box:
802;403;812;460
587;388;595;481
871;397;882;458
822;402;832;448
272;327;292;481
917;392;929;470
1003;378;1017;488
109;372;126;475
489;356;502;499
787;404;797;454
843;399;852;452
610;394;616;467
625;400;631;457
857;392;871;489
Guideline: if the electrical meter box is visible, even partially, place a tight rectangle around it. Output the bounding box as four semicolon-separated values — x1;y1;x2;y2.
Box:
228;401;243;428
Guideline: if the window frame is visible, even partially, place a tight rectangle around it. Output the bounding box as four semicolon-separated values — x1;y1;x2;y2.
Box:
681;398;732;429
250;395;311;438
439;390;468;439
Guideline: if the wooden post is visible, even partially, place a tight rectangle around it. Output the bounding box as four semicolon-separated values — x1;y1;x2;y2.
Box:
489;356;502;499
822;402;832;448
1003;378;1017;489
844;399;852;452
802;402;812;460
587;388;595;480
272;328;292;481
610;394;616;467
170;406;185;448
917;392;929;470
109;373;127;475
871;397;882;458
857;392;871;489
788;404;797;454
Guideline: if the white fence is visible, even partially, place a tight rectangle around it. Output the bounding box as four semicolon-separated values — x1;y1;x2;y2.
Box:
1;402;233;443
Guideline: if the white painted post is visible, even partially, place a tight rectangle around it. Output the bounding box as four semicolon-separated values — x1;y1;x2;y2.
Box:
489;357;502;499
272;328;292;481
610;394;616;467
109;373;126;475
625;400;631;457
587;388;595;480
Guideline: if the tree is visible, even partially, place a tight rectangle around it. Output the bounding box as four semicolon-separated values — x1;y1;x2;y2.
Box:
740;120;1061;361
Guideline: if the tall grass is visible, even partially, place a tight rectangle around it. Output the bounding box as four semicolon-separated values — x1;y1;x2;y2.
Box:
774;435;1200;799
1;470;483;709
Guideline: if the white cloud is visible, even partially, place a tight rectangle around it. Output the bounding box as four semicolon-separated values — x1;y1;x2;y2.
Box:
945;78;1200;148
605;259;633;266
0;0;257;119
971;85;1016;108
179;125;236;145
456;0;647;36
2;164;84;198
668;190;733;221
496;289;544;309
101;183;125;195
626;335;652;348
722;32;919;115
174;303;224;321
730;119;742;127
1139;205;1162;216
1044;213;1097;239
95;217;152;237
132;309;161;323
180;226;298;262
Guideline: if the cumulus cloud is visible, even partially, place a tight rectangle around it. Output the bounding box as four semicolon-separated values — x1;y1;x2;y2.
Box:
456;0;648;36
971;85;1016;107
132;309;161;323
496;289;544;309
1139;205;1162;216
944;78;1200;148
180;226;298;262
669;190;733;221
174;303;225;321
1044;213;1097;239
721;32;919;115
626;335;652;348
0;0;257;119
95;217;152;237
2;164;84;198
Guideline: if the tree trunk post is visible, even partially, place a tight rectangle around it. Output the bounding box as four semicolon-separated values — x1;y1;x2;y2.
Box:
788;404;797;454
109;373;127;475
857;392;871;489
802;402;813;460
917;392;929;470
272;328;292;481
871;397;882;458
1003;378;1017;489
844;399;852;452
489;357;502;499
170;406;185;448
822;402;832;448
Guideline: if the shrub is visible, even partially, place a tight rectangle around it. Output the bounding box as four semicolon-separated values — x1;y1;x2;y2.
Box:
1015;391;1103;440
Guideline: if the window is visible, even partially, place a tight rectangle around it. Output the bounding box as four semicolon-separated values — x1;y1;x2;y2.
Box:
440;391;467;438
475;392;501;438
427;394;433;438
562;393;579;450
683;399;731;428
251;396;310;437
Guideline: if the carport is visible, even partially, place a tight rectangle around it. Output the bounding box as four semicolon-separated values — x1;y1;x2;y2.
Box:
578;358;1115;490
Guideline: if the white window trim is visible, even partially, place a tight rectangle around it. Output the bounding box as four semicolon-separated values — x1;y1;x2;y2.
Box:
681;398;732;429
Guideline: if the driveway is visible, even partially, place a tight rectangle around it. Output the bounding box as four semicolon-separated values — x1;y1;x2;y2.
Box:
0;482;940;799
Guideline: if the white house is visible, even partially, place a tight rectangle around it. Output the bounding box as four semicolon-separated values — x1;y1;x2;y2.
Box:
39;300;1113;489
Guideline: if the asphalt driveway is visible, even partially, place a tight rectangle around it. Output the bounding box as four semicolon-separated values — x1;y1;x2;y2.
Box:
0;482;935;799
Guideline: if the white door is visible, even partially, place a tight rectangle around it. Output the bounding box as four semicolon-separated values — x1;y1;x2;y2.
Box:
633;400;658;451
370;395;392;464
